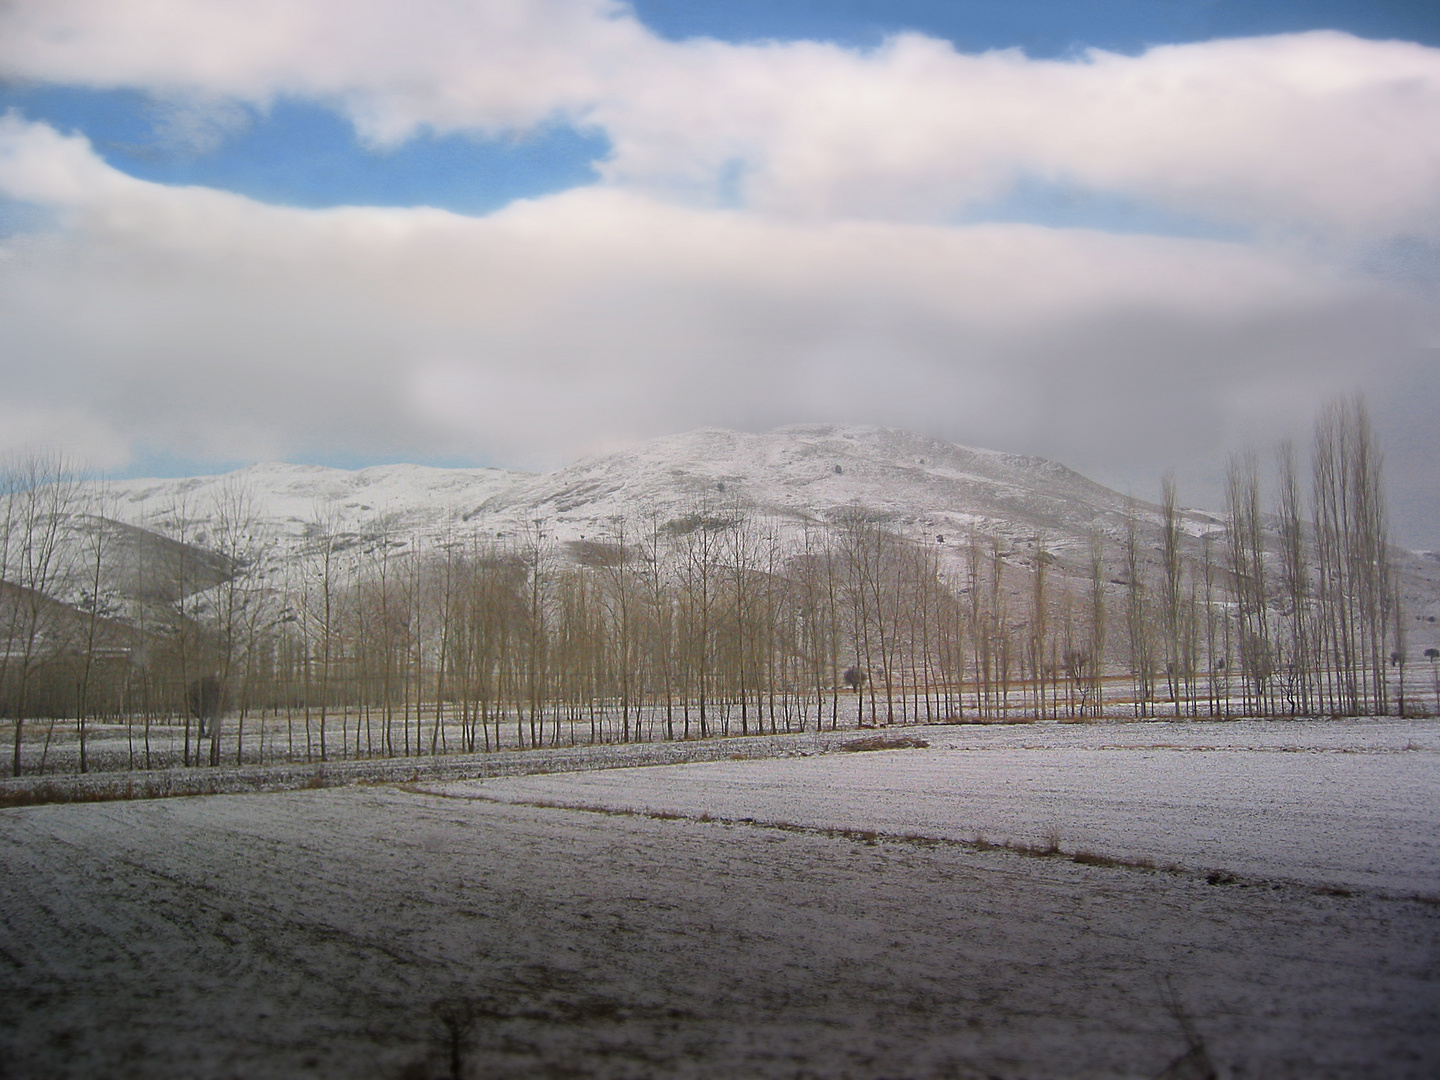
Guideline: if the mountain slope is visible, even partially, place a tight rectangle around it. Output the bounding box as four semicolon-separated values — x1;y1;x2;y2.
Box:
476;425;1161;547
97;425;1194;557
86;424;1439;652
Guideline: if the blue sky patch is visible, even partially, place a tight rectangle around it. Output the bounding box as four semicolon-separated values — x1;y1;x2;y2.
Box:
629;0;1440;56
0;85;609;215
959;175;1251;242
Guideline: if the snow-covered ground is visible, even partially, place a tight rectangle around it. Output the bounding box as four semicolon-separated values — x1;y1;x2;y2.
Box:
1;718;1436;1078
445;717;1440;897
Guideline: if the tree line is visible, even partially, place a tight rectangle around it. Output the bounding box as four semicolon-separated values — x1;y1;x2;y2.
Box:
0;395;1429;777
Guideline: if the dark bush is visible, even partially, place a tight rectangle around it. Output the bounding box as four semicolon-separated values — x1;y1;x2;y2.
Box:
839;735;929;752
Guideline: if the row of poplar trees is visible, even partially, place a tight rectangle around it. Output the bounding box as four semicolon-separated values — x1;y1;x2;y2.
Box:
1123;394;1412;721
0;395;1427;776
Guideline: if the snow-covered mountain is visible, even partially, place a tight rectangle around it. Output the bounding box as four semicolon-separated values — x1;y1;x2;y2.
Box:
97;425;1202;558
87;424;1440;643
470;425;1190;548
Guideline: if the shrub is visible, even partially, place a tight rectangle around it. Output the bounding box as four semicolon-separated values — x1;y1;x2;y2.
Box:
839;735;929;752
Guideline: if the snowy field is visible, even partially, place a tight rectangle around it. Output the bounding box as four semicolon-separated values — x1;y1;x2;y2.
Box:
0;718;1436;1079
448;717;1440;897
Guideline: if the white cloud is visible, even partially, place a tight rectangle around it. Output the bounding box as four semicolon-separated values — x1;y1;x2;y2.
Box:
0;400;129;469
4;3;1440;237
600;30;1440;237
0;0;643;135
0;117;1424;485
2;5;1438;539
146;95;254;155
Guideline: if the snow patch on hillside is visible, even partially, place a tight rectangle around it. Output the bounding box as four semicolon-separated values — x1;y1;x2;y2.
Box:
92;425;1162;562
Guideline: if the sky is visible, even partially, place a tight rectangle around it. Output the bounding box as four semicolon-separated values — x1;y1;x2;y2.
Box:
0;0;1438;544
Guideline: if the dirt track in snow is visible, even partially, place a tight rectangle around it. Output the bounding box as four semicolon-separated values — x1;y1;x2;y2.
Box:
1;719;1437;1079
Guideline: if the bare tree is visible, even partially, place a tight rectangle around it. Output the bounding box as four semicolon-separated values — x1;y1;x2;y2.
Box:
520;521;551;748
298;503;349;762
1029;535;1050;720
1159;474;1188;717
1226;452;1271;714
1122;502;1156;717
1275;441;1313;715
71;487;117;773
1312;394;1394;714
2;452;83;776
596;518;638;741
674;504;727;739
205;477;270;765
1087;531;1107;717
723;505;760;735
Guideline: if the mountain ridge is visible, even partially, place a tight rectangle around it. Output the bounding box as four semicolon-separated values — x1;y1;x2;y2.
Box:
94;424;1190;562
49;421;1440;658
